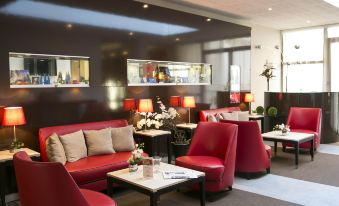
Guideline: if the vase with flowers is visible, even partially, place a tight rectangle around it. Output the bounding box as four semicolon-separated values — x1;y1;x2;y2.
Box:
273;123;290;136
127;143;144;172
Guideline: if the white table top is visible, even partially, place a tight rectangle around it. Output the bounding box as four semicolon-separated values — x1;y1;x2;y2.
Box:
176;123;198;129
134;129;171;137
262;131;314;142
107;162;204;192
249;114;264;119
0;148;40;162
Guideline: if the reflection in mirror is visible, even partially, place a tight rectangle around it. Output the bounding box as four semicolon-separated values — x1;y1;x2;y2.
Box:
230;65;241;103
9;52;90;88
127;59;212;86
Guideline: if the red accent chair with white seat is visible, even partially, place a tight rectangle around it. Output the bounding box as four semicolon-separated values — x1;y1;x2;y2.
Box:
283;107;322;150
176;122;238;192
13;151;116;206
221;120;271;177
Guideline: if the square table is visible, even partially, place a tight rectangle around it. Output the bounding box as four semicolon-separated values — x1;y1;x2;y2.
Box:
134;130;172;163
262;131;314;167
248;114;264;133
107;162;205;206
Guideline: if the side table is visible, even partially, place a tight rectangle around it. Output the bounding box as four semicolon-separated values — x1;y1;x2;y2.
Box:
176;123;197;139
0;148;40;206
134;130;172;164
249;114;265;133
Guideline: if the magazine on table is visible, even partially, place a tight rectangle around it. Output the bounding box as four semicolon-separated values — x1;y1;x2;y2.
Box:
162;171;198;179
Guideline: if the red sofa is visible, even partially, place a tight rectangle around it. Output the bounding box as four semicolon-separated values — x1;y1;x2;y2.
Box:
221;120;271;177
199;107;240;122
39;120;138;191
176;122;238;192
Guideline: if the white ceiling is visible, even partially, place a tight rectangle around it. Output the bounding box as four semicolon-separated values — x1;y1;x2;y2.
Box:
167;0;339;30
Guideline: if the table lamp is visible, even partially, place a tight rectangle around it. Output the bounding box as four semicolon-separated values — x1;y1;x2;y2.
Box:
169;96;181;107
2;107;26;152
182;96;196;124
244;93;255;114
138;99;154;131
123;98;137;111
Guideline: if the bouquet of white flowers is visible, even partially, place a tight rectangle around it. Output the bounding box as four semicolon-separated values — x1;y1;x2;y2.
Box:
273;123;290;135
127;143;144;165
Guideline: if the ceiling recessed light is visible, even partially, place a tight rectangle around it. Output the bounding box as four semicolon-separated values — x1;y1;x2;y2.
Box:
129;32;134;36
175;38;180;41
143;4;149;9
306;20;311;23
268;7;273;11
206;18;211;22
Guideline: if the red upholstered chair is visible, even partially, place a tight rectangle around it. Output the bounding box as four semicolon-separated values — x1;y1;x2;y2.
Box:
221;120;271;178
13;151;116;206
283;107;322;150
176;122;238;192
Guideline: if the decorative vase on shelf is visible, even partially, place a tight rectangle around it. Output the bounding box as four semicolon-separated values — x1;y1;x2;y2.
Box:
128;164;138;173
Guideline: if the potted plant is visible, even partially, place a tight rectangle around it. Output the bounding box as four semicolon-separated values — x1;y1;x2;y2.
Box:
256;106;264;115
127;143;144;172
260;61;275;91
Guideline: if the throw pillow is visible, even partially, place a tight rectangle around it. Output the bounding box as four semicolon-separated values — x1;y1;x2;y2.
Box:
59;130;87;162
237;111;249;121
215;113;224;122
46;133;67;165
83;128;115;156
221;112;238;121
111;125;135;152
207;114;217;122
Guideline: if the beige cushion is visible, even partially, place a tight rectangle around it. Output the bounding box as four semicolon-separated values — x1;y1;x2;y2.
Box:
59;130;87;162
111;125;135;152
207;114;217;122
215;113;224;122
237;111;249;121
221;112;238;121
46;133;67;165
83;128;115;156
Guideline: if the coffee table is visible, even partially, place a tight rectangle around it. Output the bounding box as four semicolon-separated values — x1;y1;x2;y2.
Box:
262;131;314;168
107;163;205;206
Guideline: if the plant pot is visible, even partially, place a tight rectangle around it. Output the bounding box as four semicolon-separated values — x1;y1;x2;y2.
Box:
172;143;189;159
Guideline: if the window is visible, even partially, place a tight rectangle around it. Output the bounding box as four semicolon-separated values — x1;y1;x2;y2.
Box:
328;25;339;91
282;28;324;92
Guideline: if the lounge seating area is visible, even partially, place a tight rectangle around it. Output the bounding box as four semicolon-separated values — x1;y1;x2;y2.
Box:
1;1;339;206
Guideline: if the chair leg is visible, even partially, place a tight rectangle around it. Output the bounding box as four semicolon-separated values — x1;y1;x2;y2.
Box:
228;186;232;191
266;167;270;174
246;173;251;180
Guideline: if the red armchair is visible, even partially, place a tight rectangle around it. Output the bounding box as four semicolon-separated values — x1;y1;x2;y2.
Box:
176;122;238;192
283;107;322;150
221;120;271;177
13;151;116;206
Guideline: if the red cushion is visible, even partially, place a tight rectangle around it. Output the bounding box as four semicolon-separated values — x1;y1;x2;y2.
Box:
66;152;148;185
176;156;224;181
80;189;116;206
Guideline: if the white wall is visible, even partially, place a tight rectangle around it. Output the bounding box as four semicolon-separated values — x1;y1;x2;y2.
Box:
250;26;282;108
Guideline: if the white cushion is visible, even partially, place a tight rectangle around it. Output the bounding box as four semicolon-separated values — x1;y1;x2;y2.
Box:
83;128;115;156
237;111;249;121
111;125;135;152
221;112;238;121
207;114;217;122
59;130;87;162
215;113;224;122
46;133;67;165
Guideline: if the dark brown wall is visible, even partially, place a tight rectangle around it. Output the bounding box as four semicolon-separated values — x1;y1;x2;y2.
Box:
0;0;251;150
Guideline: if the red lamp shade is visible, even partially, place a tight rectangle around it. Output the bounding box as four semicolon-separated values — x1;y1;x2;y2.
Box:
182;96;196;108
2;107;26;126
244;93;255;103
138;99;154;113
123;98;136;111
169;96;181;107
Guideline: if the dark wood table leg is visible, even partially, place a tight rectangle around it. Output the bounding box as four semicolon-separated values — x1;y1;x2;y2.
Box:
261;118;264;133
295;143;299;168
274;141;278;156
199;177;206;206
107;177;113;197
0;162;6;206
167;134;172;164
310;138;314;161
150;193;158;206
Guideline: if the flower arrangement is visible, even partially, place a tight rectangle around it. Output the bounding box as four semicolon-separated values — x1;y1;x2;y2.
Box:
127;143;144;166
273;124;290;135
260;61;275;91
